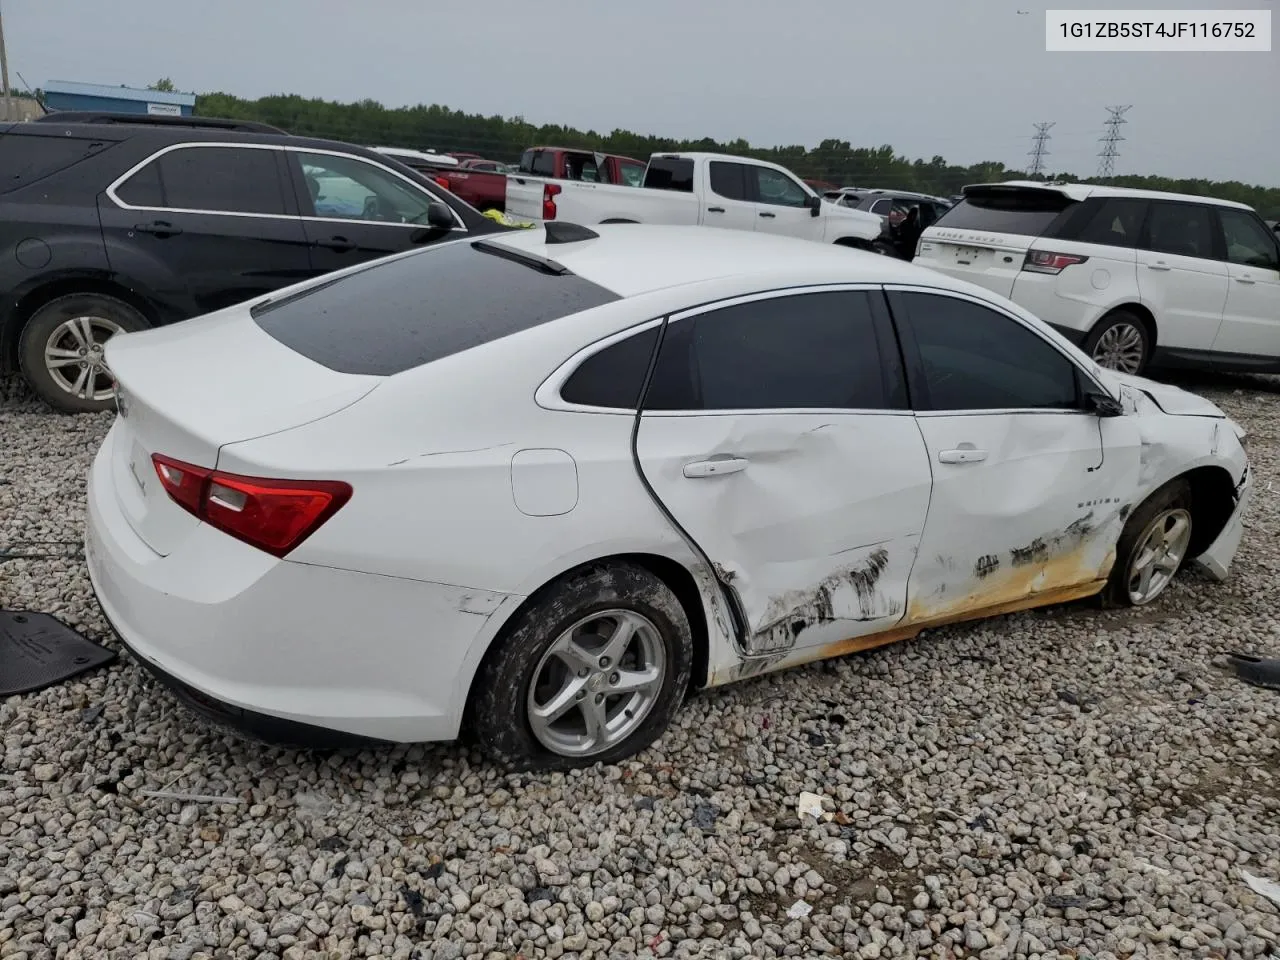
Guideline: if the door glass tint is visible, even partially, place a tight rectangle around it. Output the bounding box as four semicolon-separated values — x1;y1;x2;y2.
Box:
644;158;695;192
1218;208;1280;269
708;162;748;201
1070;197;1148;247
1143;201;1214;259
296;152;436;224
531;151;556;176
646;291;894;411
899;293;1079;411
121;146;287;215
618;162;645;187
753;167;809;207
560;326;660;408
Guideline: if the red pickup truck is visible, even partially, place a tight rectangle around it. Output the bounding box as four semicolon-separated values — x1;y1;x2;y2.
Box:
433;159;513;212
516;146;646;187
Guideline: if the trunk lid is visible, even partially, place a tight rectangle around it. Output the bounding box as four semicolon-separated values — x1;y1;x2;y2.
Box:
104;305;381;556
914;184;1079;298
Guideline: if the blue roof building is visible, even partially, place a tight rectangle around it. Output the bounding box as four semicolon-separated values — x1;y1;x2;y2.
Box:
42;80;196;117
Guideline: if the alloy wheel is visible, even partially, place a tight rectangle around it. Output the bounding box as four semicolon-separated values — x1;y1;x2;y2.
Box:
1092;322;1146;374
526;609;666;758
1127;507;1193;604
43;315;124;403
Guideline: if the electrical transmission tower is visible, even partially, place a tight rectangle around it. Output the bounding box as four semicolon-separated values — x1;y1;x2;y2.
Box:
1097;105;1132;179
1028;122;1054;178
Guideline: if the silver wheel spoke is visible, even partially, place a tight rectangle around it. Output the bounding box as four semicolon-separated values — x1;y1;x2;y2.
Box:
548;634;597;674
47;355;82;370
66;319;90;349
1162;515;1189;548
71;365;92;399
1128;506;1192;604
612;665;661;695
580;696;608;747
77;316;97;348
600;614;640;666
530;675;587;725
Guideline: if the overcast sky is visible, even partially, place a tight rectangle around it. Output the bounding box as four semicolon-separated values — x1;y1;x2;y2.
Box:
6;0;1278;185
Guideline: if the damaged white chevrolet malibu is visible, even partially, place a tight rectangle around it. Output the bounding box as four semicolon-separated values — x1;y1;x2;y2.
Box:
84;222;1251;769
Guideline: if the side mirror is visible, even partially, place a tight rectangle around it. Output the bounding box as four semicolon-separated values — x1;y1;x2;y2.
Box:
426;201;455;230
809;195;822;217
1086;390;1124;418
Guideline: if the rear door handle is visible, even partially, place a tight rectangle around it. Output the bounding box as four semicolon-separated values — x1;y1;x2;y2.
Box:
938;448;988;464
315;236;356;253
759;211;776;219
134;221;182;238
707;206;725;213
683;457;749;479
1235;275;1256;284
1146;261;1171;271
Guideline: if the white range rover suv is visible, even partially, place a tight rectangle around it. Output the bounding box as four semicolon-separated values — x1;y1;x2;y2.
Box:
913;181;1280;376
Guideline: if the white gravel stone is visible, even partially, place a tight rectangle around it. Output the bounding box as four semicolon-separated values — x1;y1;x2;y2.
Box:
2;371;1280;959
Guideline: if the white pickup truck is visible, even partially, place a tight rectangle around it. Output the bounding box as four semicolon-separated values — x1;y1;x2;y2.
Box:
505;151;886;250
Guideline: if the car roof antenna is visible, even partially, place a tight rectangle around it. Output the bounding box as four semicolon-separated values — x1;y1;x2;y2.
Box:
543;222;600;244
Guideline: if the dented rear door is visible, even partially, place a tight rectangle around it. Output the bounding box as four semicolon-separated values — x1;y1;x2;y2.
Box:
887;288;1141;624
633;288;933;662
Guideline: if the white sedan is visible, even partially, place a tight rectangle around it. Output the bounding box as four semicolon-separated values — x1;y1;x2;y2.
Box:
85;223;1252;768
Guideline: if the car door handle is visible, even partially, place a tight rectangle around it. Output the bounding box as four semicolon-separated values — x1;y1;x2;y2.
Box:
938;448;988;464
314;236;356;253
707;206;725;213
1235;275;1256;284
759;211;776;219
1146;261;1172;271
683;457;749;479
134;221;182;238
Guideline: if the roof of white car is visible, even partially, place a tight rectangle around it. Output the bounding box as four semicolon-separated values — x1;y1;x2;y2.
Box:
980;180;1253;211
484;223;962;298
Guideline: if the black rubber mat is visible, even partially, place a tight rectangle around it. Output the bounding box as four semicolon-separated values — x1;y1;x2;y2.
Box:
1226;653;1280;692
0;610;117;697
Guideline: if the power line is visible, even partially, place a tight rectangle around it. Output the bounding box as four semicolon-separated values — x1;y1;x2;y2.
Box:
1028;122;1055;177
1097;105;1132;179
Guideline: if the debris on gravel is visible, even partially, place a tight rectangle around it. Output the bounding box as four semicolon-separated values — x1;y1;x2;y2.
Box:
3;371;1280;959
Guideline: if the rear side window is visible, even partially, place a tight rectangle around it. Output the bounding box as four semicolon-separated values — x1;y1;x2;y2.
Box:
645;291;898;411
1057;197;1149;247
560;326;660;408
253;240;622;376
531;151;556;177
644;158;694;192
115;146;286;215
0;134;106;194
936;188;1077;236
708;162;748;201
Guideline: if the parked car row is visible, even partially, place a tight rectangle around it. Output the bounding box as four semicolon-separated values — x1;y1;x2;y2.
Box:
914;180;1280;377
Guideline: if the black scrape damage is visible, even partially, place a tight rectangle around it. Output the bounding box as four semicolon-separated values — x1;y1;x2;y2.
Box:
747;548;892;656
1011;513;1095;568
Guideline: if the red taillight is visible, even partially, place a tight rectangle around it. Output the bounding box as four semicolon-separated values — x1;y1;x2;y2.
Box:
1023;249;1089;274
151;454;351;558
542;183;561;220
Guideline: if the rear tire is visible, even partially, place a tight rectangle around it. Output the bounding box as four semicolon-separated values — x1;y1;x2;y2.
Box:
1083;309;1151;375
1101;479;1193;608
467;563;693;771
18;293;150;414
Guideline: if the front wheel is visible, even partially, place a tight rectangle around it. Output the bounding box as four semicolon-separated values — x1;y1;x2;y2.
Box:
1102;480;1193;607
18;294;150;414
467;563;693;770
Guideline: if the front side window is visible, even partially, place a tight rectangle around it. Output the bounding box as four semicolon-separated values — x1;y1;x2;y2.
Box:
752;167;809;208
896;292;1080;412
296;152;437;225
708;161;749;201
1218;208;1280;269
618;161;645;187
116;145;286;215
1143;201;1215;259
645;291;897;411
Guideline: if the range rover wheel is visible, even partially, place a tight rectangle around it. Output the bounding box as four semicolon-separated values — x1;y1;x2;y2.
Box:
18;294;150;414
1084;310;1151;375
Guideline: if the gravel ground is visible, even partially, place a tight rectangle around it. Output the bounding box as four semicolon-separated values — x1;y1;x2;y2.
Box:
2;370;1279;960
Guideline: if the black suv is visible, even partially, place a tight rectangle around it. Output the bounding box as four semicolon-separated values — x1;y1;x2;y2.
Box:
1;115;506;412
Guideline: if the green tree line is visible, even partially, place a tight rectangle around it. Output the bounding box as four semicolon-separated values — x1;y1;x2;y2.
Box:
193;91;1280;216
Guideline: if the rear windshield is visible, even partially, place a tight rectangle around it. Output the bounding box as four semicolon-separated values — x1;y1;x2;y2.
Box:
253;240;621;376
934;188;1077;236
644;158;695;192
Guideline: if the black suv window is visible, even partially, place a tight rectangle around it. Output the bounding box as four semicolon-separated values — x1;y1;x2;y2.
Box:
645;291;898;411
1062;197;1149;247
1142;201;1215;259
253;240;621;376
644;158;694;192
116;145;286;215
708;161;749;201
936;187;1077;237
560;326;660;408
894;292;1079;411
1218;208;1280;270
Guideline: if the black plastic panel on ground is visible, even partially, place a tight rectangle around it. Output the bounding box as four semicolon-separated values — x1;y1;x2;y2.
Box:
252;240;622;376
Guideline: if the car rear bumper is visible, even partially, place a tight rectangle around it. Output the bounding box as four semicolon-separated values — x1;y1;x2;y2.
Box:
1194;467;1252;581
84;438;517;744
